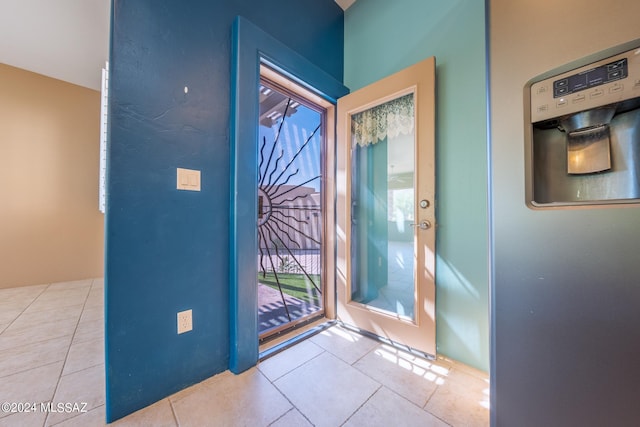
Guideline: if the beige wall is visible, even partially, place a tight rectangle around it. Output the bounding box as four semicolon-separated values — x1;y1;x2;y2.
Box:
0;64;104;289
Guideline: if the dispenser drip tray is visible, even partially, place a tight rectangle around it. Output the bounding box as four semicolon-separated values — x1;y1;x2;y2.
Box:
566;125;612;174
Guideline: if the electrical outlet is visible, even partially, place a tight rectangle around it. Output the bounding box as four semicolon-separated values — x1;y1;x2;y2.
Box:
177;309;193;334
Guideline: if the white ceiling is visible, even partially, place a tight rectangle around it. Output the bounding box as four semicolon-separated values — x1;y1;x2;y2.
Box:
0;1;353;92
0;0;110;91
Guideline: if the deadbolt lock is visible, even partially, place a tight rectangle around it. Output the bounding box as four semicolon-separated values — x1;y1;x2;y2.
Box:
419;199;430;209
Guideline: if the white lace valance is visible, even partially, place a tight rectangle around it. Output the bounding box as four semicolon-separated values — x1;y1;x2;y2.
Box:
351;93;414;147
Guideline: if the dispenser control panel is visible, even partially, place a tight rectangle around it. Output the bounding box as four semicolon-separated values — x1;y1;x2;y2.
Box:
552;58;627;98
531;46;640;123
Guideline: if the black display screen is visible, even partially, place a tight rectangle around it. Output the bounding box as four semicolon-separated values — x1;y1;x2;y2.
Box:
553;58;628;98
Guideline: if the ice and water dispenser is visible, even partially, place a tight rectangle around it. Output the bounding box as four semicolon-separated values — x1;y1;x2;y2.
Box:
527;45;640;206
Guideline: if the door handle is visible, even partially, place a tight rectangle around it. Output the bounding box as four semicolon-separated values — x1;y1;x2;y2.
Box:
351;201;357;224
410;220;431;230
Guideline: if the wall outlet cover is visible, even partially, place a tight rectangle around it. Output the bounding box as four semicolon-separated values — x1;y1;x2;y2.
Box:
177;309;193;334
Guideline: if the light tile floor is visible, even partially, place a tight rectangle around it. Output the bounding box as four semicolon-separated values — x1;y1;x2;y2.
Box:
0;280;489;426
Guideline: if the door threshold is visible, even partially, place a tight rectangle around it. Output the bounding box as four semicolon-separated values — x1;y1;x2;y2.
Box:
338;321;436;361
259;318;335;362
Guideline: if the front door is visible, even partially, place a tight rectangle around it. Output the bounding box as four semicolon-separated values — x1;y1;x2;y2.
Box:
336;57;436;356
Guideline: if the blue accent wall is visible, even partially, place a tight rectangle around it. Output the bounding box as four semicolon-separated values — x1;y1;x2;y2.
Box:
105;1;343;422
344;0;489;371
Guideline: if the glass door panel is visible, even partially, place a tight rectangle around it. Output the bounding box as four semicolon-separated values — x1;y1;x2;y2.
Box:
351;94;416;320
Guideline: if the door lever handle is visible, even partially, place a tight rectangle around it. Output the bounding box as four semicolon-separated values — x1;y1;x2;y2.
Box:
410;220;431;230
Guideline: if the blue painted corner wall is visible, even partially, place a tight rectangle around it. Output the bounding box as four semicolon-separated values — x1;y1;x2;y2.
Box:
105;0;343;422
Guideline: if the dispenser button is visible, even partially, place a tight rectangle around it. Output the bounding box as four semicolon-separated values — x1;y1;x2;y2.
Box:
554;79;568;88
590;89;604;98
608;70;623;80
634;78;640;89
556;98;568;108
608;61;624;71
572;94;586;103
537;85;549;95
537;104;549;113
609;83;623;94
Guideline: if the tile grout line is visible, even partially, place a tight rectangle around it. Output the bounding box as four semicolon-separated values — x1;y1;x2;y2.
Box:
46;368;106;427
0;282;56;426
307;332;377;367
167;397;181;427
348;339;379;367
341;330;456;426
0;339;75;380
0;284;78;382
0;358;64;379
266;407;298;427
375;381;452;426
338;383;383;427
347;352;439;412
422;384;439;409
0;283;51;336
260;345;326;383
291;325;384;422
261;352;325;427
421;363;486;426
43;283;93;427
263;340;385;427
267;383;315;427
341;329;447;424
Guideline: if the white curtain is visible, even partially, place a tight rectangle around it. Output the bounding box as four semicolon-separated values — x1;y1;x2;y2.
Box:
351;93;414;147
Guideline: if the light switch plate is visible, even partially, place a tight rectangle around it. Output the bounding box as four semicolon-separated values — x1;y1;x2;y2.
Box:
176;168;201;191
